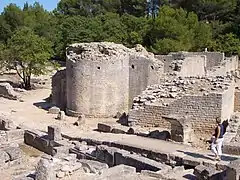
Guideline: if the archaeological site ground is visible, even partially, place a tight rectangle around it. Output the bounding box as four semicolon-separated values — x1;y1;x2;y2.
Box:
1;42;240;180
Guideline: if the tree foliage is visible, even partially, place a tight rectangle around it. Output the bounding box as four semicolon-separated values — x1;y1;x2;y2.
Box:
0;0;240;77
2;27;55;89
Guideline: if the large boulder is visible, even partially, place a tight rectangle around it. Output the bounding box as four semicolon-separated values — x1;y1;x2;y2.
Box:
0;83;19;100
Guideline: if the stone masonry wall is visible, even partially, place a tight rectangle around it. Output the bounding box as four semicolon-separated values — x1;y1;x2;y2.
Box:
66;54;130;117
129;93;223;134
154;55;173;73
129;55;163;105
186;52;224;70
52;69;66;110
61;42;164;118
221;82;235;120
178;56;206;77
155;52;223;76
234;89;240;112
207;56;238;77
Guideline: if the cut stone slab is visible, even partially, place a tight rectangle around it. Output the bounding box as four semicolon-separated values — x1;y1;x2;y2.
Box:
97;123;112;133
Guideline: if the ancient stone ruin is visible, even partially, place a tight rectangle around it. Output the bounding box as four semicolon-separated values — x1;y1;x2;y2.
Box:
52;42;164;117
2;42;240;179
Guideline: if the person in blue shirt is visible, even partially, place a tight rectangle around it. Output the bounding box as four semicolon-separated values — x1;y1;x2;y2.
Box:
211;117;225;161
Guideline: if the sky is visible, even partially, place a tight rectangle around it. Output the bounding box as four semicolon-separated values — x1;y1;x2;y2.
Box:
0;0;59;12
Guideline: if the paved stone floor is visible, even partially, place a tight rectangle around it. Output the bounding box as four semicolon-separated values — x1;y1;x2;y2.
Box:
63;130;239;168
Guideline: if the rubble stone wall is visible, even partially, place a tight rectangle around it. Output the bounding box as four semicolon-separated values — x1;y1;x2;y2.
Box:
129;93;223;134
52;69;66;109
234;89;240;112
154;55;173;73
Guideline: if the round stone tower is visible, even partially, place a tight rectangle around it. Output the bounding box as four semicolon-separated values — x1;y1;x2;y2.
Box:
66;42;131;117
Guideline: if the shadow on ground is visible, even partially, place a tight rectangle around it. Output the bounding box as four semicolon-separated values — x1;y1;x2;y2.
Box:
177;150;238;162
33;96;53;111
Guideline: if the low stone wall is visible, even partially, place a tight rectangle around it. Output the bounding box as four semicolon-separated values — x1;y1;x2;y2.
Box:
129;93;223;135
0;115;24;144
24;126;72;156
95;145;169;172
223;142;240;156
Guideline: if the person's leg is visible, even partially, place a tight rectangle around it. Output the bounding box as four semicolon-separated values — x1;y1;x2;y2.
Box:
216;138;224;158
211;138;218;157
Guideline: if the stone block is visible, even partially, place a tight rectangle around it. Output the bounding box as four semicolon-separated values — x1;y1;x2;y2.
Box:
0;83;19;100
24;131;36;145
148;130;171;140
96;145;126;167
35;158;56;180
97;123;112;133
99;164;136;177
4;147;22;161
0;150;10;165
79;159;108;173
73;115;85;126
111;127;127;134
6;129;24;142
57;111;65;120
48;106;60;114
124;153;168;172
52;145;69;157
182;156;202;167
141;170;165;179
78;114;85;124
194;164;224;180
226;159;240;180
48;125;62;141
0;117;16;130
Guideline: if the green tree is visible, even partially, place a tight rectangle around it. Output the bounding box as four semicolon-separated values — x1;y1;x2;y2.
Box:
0;4;24;42
174;0;237;22
2;27;55;89
121;14;149;46
212;33;240;56
56;0;147;17
146;6;212;54
23;2;58;42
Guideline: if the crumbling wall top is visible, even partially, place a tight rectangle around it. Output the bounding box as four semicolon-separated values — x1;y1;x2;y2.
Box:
132;76;234;108
66;42;158;63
